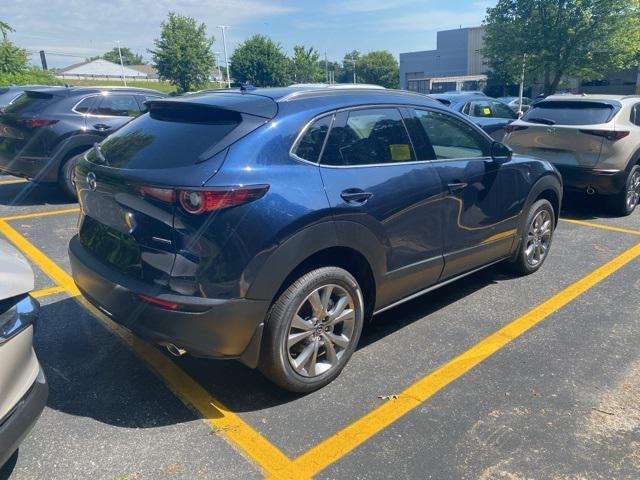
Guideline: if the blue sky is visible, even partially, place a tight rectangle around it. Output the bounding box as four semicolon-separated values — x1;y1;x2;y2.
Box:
4;0;496;68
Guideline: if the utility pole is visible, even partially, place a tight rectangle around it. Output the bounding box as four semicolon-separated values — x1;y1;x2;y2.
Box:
213;52;223;88
325;51;328;84
347;56;357;84
218;25;231;88
116;40;127;86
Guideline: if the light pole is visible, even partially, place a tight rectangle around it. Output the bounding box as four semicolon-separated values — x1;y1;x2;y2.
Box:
213;51;223;88
518;53;527;117
218;25;231;88
347;56;357;84
116;40;127;86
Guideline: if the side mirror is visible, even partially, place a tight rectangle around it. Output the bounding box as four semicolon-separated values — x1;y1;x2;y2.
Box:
491;141;513;164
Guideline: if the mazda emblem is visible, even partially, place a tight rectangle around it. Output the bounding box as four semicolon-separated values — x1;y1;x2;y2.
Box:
86;172;97;191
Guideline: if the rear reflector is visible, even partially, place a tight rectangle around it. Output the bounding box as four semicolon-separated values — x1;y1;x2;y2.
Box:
579;129;630;141
16;118;58;128
504;125;528;134
132;183;269;215
137;294;179;310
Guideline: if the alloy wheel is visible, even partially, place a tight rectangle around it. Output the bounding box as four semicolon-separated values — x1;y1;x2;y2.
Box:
626;169;640;211
525;209;552;267
286;284;356;378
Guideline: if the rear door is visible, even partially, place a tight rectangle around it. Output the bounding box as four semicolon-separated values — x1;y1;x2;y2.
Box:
507;100;619;168
84;93;142;138
319;107;445;303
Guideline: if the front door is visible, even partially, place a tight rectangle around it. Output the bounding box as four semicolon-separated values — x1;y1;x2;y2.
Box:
319;107;445;305
413;108;521;279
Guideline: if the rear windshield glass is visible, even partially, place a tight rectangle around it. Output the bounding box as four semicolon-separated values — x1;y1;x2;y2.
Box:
4;91;54;114
522;101;617;126
87;103;242;169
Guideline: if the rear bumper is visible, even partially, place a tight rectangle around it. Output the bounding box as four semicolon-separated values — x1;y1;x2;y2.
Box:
554;165;627;196
0;156;58;183
0;368;48;468
68;235;268;366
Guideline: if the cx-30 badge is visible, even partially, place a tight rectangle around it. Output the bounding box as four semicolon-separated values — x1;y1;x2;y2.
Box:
86;172;97;191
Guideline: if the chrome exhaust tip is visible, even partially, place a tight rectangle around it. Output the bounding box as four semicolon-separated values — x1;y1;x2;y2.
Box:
166;344;187;357
586;186;596;195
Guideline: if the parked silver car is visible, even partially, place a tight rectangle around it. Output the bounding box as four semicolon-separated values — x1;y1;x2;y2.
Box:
0;239;47;468
505;94;640;215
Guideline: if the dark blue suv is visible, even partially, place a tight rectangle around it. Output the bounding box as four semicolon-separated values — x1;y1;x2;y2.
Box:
69;87;562;392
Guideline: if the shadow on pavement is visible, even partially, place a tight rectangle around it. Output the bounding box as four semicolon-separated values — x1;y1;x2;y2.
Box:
560;192;621;220
0;182;72;208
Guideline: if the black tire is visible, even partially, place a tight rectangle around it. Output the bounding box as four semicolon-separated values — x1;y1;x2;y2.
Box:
58;154;79;200
259;267;364;393
508;199;555;276
609;165;640;217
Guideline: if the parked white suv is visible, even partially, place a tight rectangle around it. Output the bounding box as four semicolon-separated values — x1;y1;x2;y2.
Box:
0;239;47;468
505;94;640;215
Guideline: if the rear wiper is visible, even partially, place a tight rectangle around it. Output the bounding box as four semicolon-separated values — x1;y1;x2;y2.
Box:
525;117;556;125
92;142;107;165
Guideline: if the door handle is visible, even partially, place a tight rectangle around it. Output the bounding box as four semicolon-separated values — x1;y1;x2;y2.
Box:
93;124;111;131
341;189;373;204
447;182;468;193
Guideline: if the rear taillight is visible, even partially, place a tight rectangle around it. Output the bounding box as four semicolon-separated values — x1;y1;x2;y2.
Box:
132;184;269;215
504;125;529;134
579;129;630;141
16;118;58;128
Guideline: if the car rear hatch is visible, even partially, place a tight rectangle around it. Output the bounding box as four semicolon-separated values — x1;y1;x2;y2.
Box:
506;100;621;168
74;93;276;292
0;90;63;170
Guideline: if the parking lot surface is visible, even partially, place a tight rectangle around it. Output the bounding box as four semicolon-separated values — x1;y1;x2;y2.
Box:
0;175;638;480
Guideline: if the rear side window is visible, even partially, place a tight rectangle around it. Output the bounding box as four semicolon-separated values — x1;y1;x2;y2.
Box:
321;108;415;166
87;103;243;169
631;104;640;127
415;109;488;159
4;91;54;114
293;115;332;162
92;95;141;117
74;97;95;114
522;101;617;126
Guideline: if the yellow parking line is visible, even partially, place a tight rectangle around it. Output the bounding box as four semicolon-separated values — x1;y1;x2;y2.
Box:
0;219;293;477
269;243;640;479
561;218;640;236
0;207;80;222
0;178;28;185
31;285;67;298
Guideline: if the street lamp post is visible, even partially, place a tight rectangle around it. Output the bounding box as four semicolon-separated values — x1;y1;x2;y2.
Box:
218;25;231;88
116;40;127;86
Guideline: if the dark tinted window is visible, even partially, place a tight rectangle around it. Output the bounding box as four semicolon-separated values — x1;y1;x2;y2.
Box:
522;101;616;125
294;115;332;162
93;95;141;117
631;104;640;127
415;109;488;159
87;103;242;169
74;97;95;113
4;91;54;114
465;99;517;119
321;108;415;166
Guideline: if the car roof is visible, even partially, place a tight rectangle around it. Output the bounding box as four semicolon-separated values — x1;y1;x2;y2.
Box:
22;86;168;97
544;94;640;103
430;93;493;102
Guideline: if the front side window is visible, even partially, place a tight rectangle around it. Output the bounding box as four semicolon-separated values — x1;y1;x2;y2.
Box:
293;115;332;162
92;95;141;117
466;100;517;119
415;109;488;160
321;108;415;166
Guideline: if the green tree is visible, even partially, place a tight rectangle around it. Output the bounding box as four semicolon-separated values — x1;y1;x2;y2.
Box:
318;59;342;83
149;12;214;93
357;50;399;88
0;21;28;75
290;45;322;83
230;34;291;87
340;50;360;83
103;47;145;65
484;0;640;96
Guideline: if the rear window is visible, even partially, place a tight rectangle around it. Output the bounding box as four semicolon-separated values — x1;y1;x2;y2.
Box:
87;103;243;169
4;91;54;114
522;101;617;126
293;115;332;162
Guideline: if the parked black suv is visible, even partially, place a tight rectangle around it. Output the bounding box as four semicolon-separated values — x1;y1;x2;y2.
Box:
0;86;167;197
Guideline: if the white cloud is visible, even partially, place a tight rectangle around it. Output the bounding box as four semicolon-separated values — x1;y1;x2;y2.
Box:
376;9;488;31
